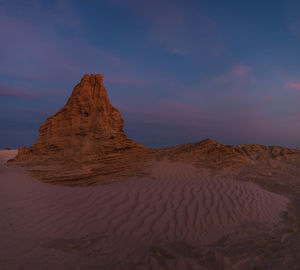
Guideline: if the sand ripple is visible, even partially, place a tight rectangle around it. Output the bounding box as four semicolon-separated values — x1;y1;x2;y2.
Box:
0;161;288;269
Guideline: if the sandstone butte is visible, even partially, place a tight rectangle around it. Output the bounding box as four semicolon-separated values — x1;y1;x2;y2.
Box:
8;74;300;187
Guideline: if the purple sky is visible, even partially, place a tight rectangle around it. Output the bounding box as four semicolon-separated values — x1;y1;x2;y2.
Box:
0;0;300;148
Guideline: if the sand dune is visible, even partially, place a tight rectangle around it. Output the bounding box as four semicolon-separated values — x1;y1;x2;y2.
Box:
0;157;289;270
0;149;18;164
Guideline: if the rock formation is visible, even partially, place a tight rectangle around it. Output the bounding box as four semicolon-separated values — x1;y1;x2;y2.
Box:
10;74;152;185
159;139;300;193
8;74;300;186
16;74;142;160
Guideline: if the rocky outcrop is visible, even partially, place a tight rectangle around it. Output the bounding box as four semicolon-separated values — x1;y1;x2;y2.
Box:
8;74;300;186
159;138;300;194
160;139;300;168
15;74;142;161
10;74;153;185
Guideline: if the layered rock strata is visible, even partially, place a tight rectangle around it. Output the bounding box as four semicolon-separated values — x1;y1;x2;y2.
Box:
17;74;141;159
9;74;300;186
10;74;152;185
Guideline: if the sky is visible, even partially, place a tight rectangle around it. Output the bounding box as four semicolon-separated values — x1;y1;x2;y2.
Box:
0;0;300;149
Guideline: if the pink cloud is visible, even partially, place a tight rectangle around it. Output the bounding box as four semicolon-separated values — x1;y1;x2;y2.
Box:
116;93;300;146
15;107;52;115
119;97;286;145
285;81;300;91
264;95;274;102
247;120;274;135
0;87;35;100
231;64;250;77
120;100;206;128
289;112;300;122
121;99;266;130
213;64;255;91
0;86;69;100
215;64;251;82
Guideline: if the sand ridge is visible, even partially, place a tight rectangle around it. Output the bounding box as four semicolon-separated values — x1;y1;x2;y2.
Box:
0;149;18;164
0;159;289;269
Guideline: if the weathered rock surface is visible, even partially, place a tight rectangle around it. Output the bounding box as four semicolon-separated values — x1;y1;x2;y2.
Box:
159;138;300;193
8;74;300;186
16;74;142;159
9;74;153;185
161;138;300;169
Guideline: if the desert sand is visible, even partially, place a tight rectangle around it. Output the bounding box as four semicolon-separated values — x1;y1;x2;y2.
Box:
2;75;300;269
1;151;296;269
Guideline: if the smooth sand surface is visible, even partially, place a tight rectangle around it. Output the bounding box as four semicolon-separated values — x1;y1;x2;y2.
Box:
0;156;289;269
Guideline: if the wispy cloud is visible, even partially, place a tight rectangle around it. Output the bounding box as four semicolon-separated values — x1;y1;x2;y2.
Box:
0;87;35;100
0;85;69;100
285;81;300;91
213;64;255;91
231;65;250;77
15;107;52;116
214;64;251;82
120;96;289;146
263;95;274;102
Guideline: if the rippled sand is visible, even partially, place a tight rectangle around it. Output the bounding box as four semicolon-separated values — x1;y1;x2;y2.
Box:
0;153;289;270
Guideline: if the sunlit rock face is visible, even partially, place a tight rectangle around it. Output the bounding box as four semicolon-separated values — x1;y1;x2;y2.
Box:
9;74;151;184
15;74;142;161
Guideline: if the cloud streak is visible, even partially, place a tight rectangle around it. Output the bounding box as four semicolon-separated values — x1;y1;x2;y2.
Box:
121;97;291;147
285;81;300;91
214;64;252;84
0;87;35;100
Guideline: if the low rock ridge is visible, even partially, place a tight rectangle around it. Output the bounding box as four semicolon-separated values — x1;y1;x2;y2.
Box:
8;74;300;186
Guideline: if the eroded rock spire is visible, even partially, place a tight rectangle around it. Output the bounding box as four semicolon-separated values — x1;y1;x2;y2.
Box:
15;74;143;161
